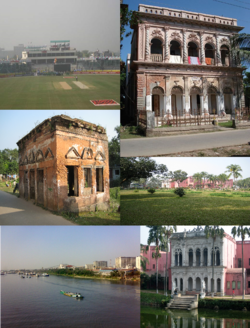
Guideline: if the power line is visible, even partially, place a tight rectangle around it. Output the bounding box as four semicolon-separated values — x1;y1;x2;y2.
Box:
213;0;250;10
234;0;250;4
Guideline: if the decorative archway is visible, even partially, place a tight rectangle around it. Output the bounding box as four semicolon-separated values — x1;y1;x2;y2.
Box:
220;45;230;66
190;86;202;115
152;86;164;117
205;43;215;65
223;87;233;114
171;86;183;116
196;277;201;291
151;38;163;62
188;248;193;266
208;86;218;114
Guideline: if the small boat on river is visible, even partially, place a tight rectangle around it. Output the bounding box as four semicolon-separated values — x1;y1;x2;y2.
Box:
60;290;84;299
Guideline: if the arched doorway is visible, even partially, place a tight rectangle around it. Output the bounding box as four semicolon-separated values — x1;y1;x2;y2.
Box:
221;45;230;66
196;277;201;291
223;87;233;114
170;40;182;63
208;86;218;114
189;249;193;266
188;277;193;291
217;278;221;292
190;86;201;115
180;278;183;291
204;277;208;292
188;42;198;57
171;86;183;116
151;38;163;62
152;86;164;117
205;43;215;65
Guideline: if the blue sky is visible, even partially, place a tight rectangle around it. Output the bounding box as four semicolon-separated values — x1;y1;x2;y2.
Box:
151;157;250;179
141;225;250;244
1;226;140;270
121;0;250;62
0;110;120;150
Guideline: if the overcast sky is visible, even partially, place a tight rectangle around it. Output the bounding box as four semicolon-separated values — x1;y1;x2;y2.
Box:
0;0;119;53
1;226;140;270
141;225;250;245
151;157;250;179
0;110;120;150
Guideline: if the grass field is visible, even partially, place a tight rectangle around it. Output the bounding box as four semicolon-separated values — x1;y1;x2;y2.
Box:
0;75;120;109
120;189;250;224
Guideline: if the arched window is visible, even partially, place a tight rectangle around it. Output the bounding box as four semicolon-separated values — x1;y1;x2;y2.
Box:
188;42;198;57
175;252;178;266
211;250;215;266
205;43;215;65
151;38;163;62
216;250;220;266
189;249;193;266
220;45;230;66
179;252;182;266
203;248;208;266
196;249;201;266
170;40;181;56
188;277;193;291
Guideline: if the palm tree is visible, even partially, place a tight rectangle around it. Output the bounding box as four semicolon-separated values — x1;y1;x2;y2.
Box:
200;171;208;189
217;173;230;189
146;226;165;294
230;33;250;68
204;226;225;297
226;164;243;185
231;226;250;300
193;173;203;189
162;226;177;296
140;244;149;272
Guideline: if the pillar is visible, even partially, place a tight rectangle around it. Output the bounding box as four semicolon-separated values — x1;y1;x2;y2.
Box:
221;274;224;296
183;76;190;113
145;25;150;61
200;32;205;65
138;24;144;61
183;29;188;64
146;95;151;111
200;95;204;113
216;34;222;66
165;76;171;114
216;95;221;114
164;27;169;62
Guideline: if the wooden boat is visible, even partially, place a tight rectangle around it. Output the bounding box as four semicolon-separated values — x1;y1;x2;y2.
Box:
60;290;84;298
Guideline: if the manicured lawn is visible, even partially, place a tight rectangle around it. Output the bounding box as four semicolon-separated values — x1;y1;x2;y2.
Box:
218;120;233;128
120;189;250;224
0;75;120;109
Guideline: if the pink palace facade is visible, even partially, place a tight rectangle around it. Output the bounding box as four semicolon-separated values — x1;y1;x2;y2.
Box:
142;227;250;296
163;176;234;189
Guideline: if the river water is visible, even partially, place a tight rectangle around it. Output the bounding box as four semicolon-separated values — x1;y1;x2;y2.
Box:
1;274;140;328
141;306;250;328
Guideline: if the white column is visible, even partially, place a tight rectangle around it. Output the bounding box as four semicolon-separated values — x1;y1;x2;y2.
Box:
200;32;205;65
216;34;222;66
216;95;221;114
233;95;237;109
163;95;166;116
183;29;188;64
231;94;235;114
146;95;152;111
165;95;171;115
193;250;196;267
164;27;169;62
200;95;204;113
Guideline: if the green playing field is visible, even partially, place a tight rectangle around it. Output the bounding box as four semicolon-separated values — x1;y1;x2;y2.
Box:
0;75;120;109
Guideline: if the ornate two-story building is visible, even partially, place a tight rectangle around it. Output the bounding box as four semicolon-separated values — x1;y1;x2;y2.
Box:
142;227;250;296
125;5;245;122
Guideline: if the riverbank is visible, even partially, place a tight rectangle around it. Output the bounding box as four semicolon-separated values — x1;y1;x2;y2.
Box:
48;271;140;282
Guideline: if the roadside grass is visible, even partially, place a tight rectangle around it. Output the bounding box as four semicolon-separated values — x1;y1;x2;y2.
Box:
218;120;233;128
120;126;146;139
120;189;250;224
0;181;19;198
0;75;120;109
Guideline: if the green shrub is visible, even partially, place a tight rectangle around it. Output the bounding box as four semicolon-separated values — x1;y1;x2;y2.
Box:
209;193;233;197
134;189;139;193
174;187;186;197
147;188;156;194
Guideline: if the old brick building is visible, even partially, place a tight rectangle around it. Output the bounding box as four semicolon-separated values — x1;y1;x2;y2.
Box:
125;5;245;123
17;115;109;212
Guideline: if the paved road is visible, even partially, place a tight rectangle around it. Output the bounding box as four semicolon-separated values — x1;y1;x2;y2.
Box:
121;129;250;156
0;190;75;225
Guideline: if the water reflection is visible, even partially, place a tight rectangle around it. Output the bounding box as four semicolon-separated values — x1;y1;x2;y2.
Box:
141;308;250;328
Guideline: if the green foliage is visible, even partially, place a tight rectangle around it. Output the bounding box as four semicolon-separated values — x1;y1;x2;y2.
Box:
141;291;171;307
110;187;120;202
199;299;250;311
210;193;233;197
169;170;188;187
0;149;19;175
174;187;186;197
147;188;155;194
109;126;120;167
121;157;168;185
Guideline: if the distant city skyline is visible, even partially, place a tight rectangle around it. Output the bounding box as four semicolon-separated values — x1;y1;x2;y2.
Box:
1;226;140;270
0;0;119;52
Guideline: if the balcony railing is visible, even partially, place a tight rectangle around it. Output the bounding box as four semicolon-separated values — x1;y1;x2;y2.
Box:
151;54;162;62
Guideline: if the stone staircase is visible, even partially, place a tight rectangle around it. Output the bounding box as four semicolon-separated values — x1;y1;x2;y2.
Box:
167;295;198;310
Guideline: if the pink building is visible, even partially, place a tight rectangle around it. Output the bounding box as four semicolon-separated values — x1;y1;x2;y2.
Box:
142;228;250;296
170;176;233;189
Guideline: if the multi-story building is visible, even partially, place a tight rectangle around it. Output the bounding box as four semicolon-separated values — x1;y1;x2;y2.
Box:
17;115;109;213
126;5;244;122
93;261;108;269
115;257;137;269
169;176;233;188
142;227;250;296
22;40;77;71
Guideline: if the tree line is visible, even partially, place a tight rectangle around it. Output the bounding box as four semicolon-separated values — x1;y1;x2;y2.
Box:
0;149;19;176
